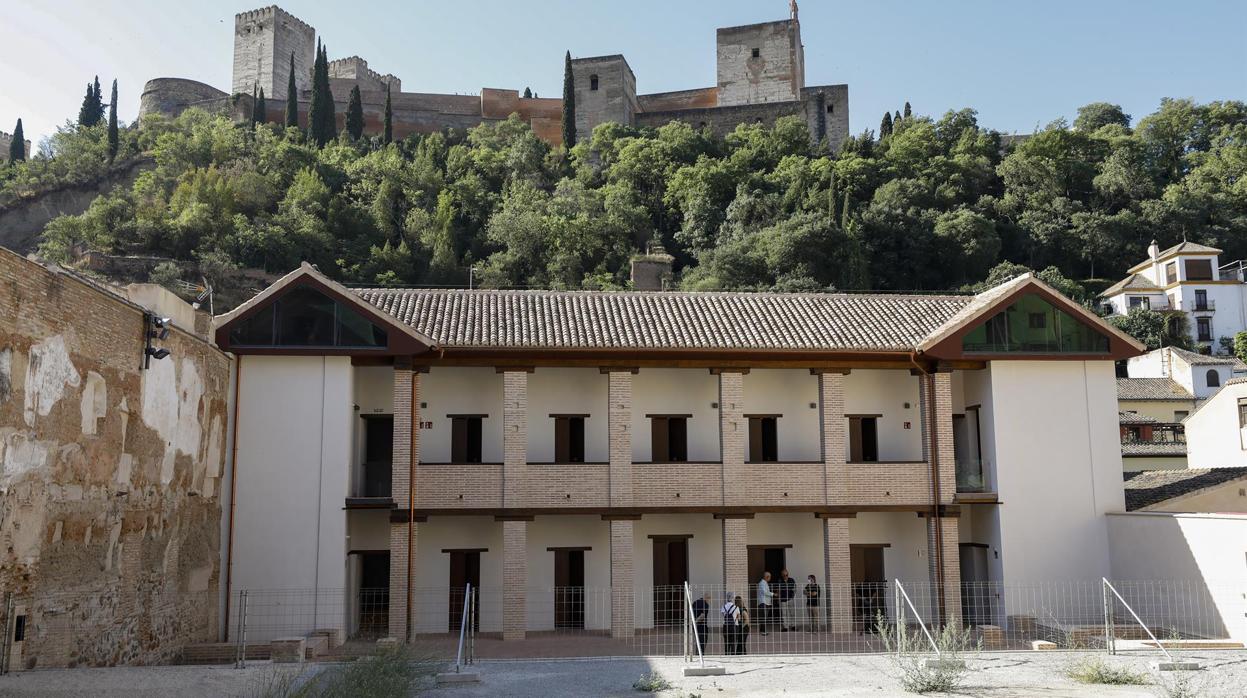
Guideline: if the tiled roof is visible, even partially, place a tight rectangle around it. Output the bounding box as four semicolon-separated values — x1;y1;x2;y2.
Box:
1123;467;1247;511
1100;274;1163;297
1157;241;1223;257
1118;411;1157;425
354;288;976;351
1169;347;1236;367
1116;377;1194;401
1121;441;1187;457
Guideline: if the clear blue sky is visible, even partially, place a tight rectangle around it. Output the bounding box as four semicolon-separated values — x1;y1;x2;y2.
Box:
3;0;1244;146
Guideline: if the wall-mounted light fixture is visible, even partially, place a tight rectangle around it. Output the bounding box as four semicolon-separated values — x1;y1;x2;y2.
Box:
142;313;173;369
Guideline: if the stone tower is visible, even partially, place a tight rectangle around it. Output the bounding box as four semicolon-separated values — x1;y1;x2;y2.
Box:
571;55;638;143
232;6;316;100
715;8;805;106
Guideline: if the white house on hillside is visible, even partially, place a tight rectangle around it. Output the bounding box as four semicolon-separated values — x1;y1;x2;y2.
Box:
1126;346;1247;400
1101;240;1247;352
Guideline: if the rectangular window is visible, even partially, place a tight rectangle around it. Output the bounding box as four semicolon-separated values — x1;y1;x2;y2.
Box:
1238;399;1247;429
552;415;586;463
1028;312;1047;329
848;416;879;463
1195;289;1208;310
1197;317;1212;341
1165;262;1177;284
450;415;484;463
1128;296;1150;310
1174;410;1189;422
747;416;779;463
1185;259;1213;280
649;416;689;462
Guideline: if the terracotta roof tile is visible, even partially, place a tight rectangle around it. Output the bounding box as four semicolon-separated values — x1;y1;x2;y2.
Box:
1123;467;1247;511
1116;378;1194;401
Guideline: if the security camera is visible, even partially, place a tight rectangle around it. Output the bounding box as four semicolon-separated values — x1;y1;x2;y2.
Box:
146;347;171;361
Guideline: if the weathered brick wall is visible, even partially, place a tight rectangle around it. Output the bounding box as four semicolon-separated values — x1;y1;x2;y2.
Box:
0;250;229;668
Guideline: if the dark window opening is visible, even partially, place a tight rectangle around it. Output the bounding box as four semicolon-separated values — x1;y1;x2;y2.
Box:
1206;369;1221;388
1197;317;1212;342
451;416;484;463
849;416;879;463
361;415;393;497
589;74;599;91
228;286;388;349
751;47;760;58
962;294;1110;354
1195;289;1209;310
13;615;25;642
1185;259;1213;281
553;416;586;463
747;416;779;462
827;103;834;114
650;416;688;462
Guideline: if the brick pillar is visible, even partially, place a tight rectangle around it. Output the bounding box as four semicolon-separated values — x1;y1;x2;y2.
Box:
392;361;413;507
718;371;746;505
822;517;852;633
502;371;528;506
817;370;847;505
387;521;416;640
926;516;962;627
721;517;748;599
502;519;528;640
931;372;956;502
608;371;633;507
609;519;635;638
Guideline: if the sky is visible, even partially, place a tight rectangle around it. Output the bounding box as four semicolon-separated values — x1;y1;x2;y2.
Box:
2;0;1245;147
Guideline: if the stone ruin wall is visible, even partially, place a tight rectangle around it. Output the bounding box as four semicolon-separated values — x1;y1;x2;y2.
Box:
0;248;230;668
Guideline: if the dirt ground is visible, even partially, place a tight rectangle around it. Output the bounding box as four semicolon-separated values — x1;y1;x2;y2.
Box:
0;650;1244;697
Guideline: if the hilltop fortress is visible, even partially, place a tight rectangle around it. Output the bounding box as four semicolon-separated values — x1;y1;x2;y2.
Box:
140;3;849;149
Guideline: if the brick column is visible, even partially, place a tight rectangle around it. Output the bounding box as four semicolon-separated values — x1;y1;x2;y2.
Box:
721;517;748;599
502;519;528;640
717;370;746;505
931;372;956;502
392;361;414;507
816;370;847;505
822;517;852;633
926;515;962;627
609;519;635;637
607;371;633;507
502;370;528;506
387;521;416;639
389;360;419;641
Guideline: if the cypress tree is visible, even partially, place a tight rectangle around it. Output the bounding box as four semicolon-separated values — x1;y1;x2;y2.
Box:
827;171;839;222
345;85;364;140
254;87;267;125
92;76;105;125
841;191;852;232
78;81;100;127
903;101;912;120
383;84;393;144
284;52;299;128
107;79;119;162
9;119;25;163
307;43;337;146
561;50;576;148
522;87;532;99
893;110;901;124
880;111;893;138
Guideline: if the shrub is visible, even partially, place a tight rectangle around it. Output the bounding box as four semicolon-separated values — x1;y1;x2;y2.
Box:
1064;655;1150;685
876;613;980;694
632;671;673;692
248;644;440;698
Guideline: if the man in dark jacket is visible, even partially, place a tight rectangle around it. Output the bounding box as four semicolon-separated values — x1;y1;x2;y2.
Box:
778;569;797;631
804;574;822;630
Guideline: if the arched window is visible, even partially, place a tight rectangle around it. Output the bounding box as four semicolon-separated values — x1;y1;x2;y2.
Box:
589;75;599;91
1206;369;1221;388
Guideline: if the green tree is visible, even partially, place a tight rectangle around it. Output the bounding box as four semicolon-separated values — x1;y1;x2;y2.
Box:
1074;102;1131;132
880;111;893;138
307;43;337;146
1234;332;1247;364
383;84;393;144
284;52;299;128
107;80;120;162
345;85;365;140
561;51;576;148
1109;306;1191;351
78;77;104;127
8;118;25;163
253;87;267;127
522;87;532;99
903;101;912;120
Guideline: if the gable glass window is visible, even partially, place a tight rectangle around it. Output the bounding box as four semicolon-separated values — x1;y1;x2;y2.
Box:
961;294;1110;354
747;416;779;463
552;415;586;463
450;416;484;463
1197;317;1212;342
229;286;387;348
650;416;688;463
1185;259;1213;281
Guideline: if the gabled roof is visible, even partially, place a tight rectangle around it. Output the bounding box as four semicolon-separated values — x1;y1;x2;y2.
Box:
1116;377;1194;401
1123;467;1247;511
1169;346;1236;367
1121;441;1187;457
1128;242;1223;273
1100;274;1163;298
1118;411;1157;425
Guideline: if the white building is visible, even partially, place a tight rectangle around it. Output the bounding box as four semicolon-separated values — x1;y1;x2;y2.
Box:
1184;378;1247;470
1126;346;1246;400
212;266;1143;643
1101;240;1247;352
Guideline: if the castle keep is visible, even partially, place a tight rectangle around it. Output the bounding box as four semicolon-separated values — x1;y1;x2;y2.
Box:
140;3;849;150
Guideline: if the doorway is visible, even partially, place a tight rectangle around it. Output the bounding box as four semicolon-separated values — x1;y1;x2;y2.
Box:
447;549;482;632
959;543;990;626
746;545;789;613
652;537;690;626
361;415;393;497
553;549;586;629
850;544;887;631
357;551;390;637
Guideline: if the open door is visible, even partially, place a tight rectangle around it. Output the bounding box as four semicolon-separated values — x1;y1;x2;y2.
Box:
746;546;788;613
652;537;689;626
554;549;586;629
959;543;990;626
448;550;481;632
361;415;393;497
850;545;887;632
358;552;390;637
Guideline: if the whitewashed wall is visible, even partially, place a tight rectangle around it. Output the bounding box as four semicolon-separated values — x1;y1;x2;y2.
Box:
632;514;725;628
412;516;504;633
526;516;612;631
1118;399;1194;424
1185;382;1247;468
421;368;504;463
843;370;923;462
527;369;610;463
631;369;721;462
741;370;821;461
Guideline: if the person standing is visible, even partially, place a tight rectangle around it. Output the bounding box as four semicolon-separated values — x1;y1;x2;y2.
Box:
756;571;774;635
736;596;752;655
692;592;711;656
721;594;742;655
804;574;822;631
778;569;796;631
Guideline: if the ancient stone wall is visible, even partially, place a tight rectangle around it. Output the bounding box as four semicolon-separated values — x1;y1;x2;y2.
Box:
232;6;315;99
0;248;230;668
138;79;230;120
716;20;803;107
802;84;850;151
636;100;806;139
0;132;31;161
572;56;638;140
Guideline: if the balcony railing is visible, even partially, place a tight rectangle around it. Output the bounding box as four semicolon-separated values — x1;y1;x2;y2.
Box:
353;460;392;499
1185;299;1215;312
955;458;987;493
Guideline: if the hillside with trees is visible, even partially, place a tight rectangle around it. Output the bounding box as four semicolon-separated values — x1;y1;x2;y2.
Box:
2;97;1244;308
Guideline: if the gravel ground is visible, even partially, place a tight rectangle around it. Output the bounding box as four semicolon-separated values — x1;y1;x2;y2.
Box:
0;651;1244;697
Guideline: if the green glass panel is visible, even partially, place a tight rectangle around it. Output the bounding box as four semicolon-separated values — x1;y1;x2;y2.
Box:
962;294;1109;354
229;285;387;349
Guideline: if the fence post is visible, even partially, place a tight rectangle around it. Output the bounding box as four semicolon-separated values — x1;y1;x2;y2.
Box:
894;580;903;655
1101;579;1114;655
235;590;249;669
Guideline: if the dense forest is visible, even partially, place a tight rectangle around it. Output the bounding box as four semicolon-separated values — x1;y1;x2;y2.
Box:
2;97;1245;302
